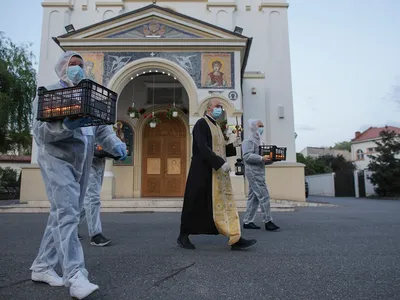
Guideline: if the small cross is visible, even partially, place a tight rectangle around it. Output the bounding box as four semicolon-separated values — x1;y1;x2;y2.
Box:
150;52;155;57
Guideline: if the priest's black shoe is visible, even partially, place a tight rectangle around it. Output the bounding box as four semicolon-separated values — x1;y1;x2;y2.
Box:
265;221;280;231
177;234;195;249
231;237;257;250
243;222;261;229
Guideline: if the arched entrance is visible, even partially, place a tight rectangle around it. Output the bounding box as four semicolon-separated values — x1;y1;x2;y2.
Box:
142;114;187;197
106;58;194;198
107;57;199;116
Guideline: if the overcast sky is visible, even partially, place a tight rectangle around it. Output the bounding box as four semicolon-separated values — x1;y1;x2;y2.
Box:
0;0;399;152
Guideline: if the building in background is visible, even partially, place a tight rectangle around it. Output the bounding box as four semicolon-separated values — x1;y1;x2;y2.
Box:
351;126;400;170
300;147;351;161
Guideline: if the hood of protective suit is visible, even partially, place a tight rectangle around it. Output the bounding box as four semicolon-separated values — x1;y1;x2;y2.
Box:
55;51;84;86
248;118;261;140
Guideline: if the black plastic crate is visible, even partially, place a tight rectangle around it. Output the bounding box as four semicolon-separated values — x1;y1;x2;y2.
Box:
36;79;117;127
259;145;287;162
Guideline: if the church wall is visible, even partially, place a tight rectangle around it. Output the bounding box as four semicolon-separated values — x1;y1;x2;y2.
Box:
23;0;304;203
37;0;295;163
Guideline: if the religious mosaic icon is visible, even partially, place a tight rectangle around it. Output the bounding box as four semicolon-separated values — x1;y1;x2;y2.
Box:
81;53;105;85
201;53;233;89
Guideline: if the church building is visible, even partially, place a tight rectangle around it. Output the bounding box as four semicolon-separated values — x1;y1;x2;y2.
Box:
20;0;305;208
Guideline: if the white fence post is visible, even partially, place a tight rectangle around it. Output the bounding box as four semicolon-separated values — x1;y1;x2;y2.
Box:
354;170;359;198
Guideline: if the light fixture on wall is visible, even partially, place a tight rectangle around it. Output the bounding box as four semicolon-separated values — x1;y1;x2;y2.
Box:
278;105;285;119
65;24;75;33
234;26;243;34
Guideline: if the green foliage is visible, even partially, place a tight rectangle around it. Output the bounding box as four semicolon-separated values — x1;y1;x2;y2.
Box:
331;141;351;152
296;153;355;176
0;31;37;154
367;128;400;197
0;167;19;187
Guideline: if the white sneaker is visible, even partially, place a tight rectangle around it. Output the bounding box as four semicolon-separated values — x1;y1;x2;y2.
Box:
69;271;99;299
31;269;63;287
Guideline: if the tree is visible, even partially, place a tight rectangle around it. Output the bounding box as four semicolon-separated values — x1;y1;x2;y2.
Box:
296;153;355;176
296;153;329;175
318;154;355;173
0;31;37;155
367;128;400;197
331;141;351;152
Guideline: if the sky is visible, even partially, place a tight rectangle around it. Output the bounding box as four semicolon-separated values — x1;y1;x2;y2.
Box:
0;0;399;152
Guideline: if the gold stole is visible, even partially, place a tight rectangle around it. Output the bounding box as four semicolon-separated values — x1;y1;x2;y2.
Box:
204;117;241;245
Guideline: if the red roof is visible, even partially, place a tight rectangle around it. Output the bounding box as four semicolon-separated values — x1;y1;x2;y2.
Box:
352;126;400;142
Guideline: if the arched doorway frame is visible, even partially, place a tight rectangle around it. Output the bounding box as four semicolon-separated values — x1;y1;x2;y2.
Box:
107;57;199;116
107;59;194;197
198;94;237;117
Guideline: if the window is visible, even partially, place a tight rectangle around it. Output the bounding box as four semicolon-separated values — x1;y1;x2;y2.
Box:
367;147;376;153
356;149;364;160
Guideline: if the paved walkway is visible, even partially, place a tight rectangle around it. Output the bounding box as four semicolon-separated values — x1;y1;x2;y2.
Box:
0;197;399;300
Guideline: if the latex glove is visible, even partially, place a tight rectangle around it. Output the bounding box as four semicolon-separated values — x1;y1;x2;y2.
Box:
63;116;92;130
221;162;231;173
114;143;127;160
233;137;242;147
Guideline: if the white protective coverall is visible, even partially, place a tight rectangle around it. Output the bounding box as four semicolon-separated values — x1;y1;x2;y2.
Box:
242;119;273;224
30;52;124;290
80;156;105;237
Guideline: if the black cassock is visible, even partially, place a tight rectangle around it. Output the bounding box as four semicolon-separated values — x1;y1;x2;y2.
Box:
180;115;237;235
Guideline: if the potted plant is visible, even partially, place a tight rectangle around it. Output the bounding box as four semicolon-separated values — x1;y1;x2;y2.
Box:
166;106;178;119
127;107;146;119
127;106;140;119
145;112;161;128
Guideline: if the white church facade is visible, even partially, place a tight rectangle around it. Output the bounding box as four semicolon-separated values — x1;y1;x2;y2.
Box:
20;0;306;206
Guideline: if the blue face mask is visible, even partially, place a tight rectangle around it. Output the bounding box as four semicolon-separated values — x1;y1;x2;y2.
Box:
257;127;264;135
67;65;85;85
211;107;222;118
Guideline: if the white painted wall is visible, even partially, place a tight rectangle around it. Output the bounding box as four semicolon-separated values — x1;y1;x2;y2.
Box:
35;0;295;162
351;139;400;170
305;173;335;197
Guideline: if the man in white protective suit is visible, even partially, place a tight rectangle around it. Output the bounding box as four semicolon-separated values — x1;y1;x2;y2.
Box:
241;119;280;232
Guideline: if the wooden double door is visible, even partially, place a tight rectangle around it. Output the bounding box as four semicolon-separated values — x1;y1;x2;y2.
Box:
142;115;187;197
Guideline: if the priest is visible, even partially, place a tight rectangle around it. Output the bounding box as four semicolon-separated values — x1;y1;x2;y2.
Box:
177;98;257;250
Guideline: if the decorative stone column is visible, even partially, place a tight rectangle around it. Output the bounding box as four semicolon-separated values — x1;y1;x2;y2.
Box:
100;159;115;200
